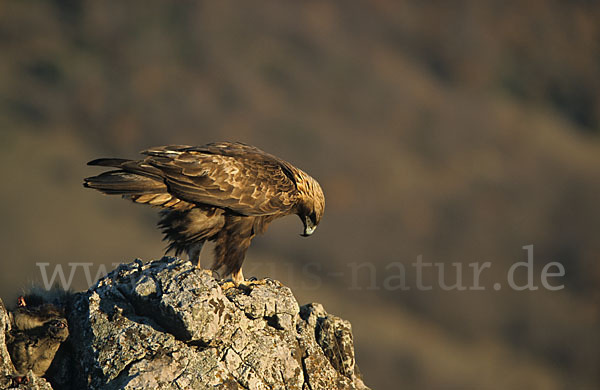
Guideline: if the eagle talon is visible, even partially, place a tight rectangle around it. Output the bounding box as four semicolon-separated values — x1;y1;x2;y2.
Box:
239;279;268;291
219;278;267;293
219;281;237;291
245;278;267;287
237;283;253;294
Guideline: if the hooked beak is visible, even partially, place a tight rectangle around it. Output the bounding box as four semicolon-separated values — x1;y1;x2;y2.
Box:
301;217;317;237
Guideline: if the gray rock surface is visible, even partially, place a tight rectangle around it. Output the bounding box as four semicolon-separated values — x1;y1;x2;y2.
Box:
1;257;371;390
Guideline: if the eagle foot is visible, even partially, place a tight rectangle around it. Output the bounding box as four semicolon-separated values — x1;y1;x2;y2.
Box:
244;278;267;287
219;281;237;291
199;269;214;277
219;278;267;293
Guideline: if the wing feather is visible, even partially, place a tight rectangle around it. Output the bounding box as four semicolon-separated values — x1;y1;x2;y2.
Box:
141;143;299;216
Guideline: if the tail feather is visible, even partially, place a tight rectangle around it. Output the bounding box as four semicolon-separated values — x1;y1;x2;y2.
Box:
87;158;131;167
84;170;166;195
88;158;164;179
85;155;192;210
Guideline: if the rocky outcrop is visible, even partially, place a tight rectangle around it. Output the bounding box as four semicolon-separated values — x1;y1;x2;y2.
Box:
1;257;370;389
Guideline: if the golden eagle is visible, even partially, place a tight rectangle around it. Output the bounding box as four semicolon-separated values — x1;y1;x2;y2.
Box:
84;142;325;286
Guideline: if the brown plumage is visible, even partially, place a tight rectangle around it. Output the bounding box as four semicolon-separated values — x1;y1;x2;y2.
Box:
84;142;325;285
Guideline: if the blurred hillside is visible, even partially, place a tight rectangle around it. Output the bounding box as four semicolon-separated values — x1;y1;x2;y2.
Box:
1;1;599;389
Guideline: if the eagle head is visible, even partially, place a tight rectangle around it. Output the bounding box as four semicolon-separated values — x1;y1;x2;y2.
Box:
295;172;325;237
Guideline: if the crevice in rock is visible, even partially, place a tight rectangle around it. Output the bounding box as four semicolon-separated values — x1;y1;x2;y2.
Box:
300;350;313;390
184;338;212;351
107;353;148;387
113;284;171;338
171;356;192;390
264;314;284;330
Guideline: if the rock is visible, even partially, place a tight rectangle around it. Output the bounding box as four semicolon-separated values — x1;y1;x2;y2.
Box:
1;299;15;388
1;257;371;390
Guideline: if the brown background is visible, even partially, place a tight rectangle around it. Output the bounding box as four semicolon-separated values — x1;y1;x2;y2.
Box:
1;1;599;389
